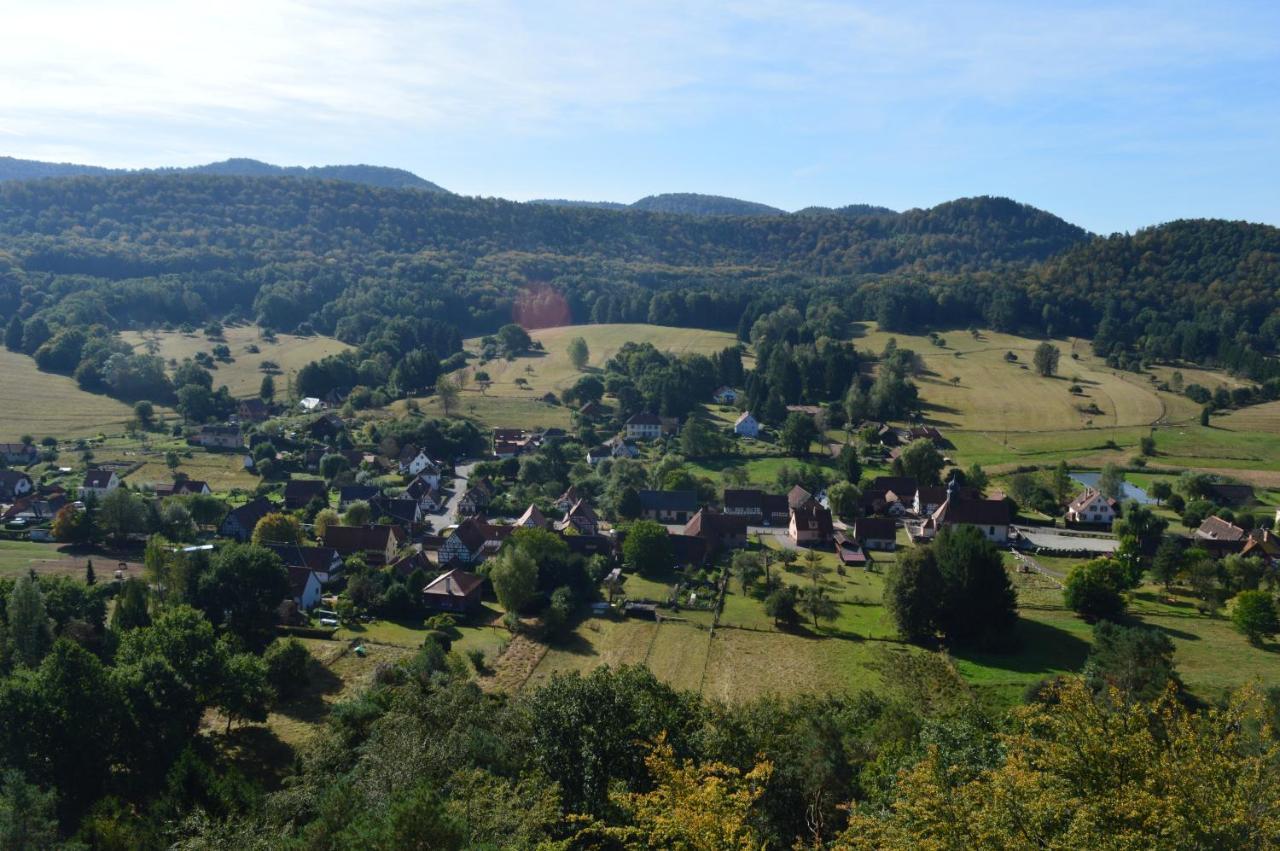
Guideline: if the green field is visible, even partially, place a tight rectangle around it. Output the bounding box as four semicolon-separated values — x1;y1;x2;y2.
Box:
121;325;350;400
517;545;1280;708
390;323;741;429
0;348;140;440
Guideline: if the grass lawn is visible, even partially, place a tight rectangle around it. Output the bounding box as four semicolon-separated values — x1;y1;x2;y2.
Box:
0;348;140;440
335;602;510;662
0;540;142;578
121;325;350;400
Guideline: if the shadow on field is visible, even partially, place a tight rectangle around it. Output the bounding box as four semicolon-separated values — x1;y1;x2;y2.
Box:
274;659;345;723
952;616;1090;676
554;628;601;657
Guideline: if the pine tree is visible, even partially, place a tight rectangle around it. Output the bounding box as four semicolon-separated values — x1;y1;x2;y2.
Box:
84;559;95;586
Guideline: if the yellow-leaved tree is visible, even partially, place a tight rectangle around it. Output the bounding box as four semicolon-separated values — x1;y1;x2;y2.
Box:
577;734;773;850
837;677;1280;849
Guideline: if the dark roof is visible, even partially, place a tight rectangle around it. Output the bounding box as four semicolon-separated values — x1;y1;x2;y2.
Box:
932;498;1011;527
423;569;484;598
626;412;662;426
683;508;748;540
237;398;268;417
267;543;341;572
670;533;709;566
638;490;698;512
867;477;918;497
854;517;897;541
787;485;813;510
322;524;403;554
224;497;273;530
284;479;328;501
83;468;115;489
287;565;319;598
340;485;381;503
404;476;439;500
450;517;491;553
723;489;764;510
791;502;834;536
915;486;948;505
388;549;433;577
0;470;32;488
1196;516;1247;542
1206;483;1255;505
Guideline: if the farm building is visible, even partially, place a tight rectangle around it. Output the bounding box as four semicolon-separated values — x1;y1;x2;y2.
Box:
422;569;484;614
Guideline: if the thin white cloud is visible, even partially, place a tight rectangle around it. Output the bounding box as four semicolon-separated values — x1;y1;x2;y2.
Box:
0;0;1275;173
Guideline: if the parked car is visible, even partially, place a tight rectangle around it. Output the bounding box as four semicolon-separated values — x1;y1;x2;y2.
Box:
29;529;52;542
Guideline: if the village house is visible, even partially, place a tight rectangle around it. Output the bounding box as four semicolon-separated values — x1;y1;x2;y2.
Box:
785;404;822;418
1205;482;1255;506
397;447;442;483
515;503;551;529
722;489;790;526
789;501;834;545
402;475;442;512
787;485;816;511
586;445;611;466
682;508;749;553
625;412;663;441
439;516;510;565
1066;488;1119;527
373;496;424;529
712;386;738;405
190;424;244;450
554;486;582;512
577;400;603;419
457;483;493;517
556;499;600;535
339;484;382;509
288;566;323;610
80;468;120;499
733;411;760;438
0;443;38;466
638;490;698;524
422;568;485;614
862;476;919;516
235;398;270;422
0;470;34;502
307;413;346;442
917;481;1011;543
264;543;344;583
283;479;329;511
853;517;898;551
1193;516;1248;557
834;531;869;568
219;497;273;542
322;524;405;565
1242;529;1280;565
493;428;536;459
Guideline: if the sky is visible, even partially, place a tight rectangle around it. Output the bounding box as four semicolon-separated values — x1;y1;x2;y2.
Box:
1;0;1278;233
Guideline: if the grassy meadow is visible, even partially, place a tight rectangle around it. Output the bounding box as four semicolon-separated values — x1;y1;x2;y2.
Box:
0;347;140;440
121;325;350;400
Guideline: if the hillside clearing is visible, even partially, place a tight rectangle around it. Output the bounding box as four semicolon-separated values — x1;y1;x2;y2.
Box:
120;326;350;400
0;348;140;439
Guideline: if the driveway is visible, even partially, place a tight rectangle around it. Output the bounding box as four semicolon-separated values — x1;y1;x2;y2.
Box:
434;461;475;529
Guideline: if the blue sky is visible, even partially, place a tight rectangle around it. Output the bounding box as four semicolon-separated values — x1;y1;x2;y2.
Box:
2;0;1278;233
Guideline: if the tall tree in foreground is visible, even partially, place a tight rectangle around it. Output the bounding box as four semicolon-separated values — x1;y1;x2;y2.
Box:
7;575;53;667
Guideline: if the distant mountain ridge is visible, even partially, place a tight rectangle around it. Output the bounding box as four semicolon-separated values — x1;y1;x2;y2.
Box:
0;156;448;192
532;193;900;218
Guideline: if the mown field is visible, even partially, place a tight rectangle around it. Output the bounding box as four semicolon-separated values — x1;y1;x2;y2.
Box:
520;542;1280;709
0;347;140;440
121;325;350;400
398;324;742;429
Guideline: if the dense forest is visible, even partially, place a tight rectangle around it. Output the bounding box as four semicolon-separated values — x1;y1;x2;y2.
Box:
0;157;446;192
0;171;1276;397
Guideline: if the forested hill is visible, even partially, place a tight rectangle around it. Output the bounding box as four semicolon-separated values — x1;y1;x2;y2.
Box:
1023;219;1280;371
628;192;786;216
0;156;447;192
0;175;1087;339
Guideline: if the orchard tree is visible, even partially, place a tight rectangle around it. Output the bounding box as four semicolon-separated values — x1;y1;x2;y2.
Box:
898;439;945;486
765;585;800;628
1063;558;1128;622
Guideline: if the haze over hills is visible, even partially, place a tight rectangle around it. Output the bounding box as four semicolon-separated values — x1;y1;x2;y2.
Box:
0;156;448;192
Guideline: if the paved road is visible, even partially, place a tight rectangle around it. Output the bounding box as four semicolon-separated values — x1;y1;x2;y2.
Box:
433;461;475;530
